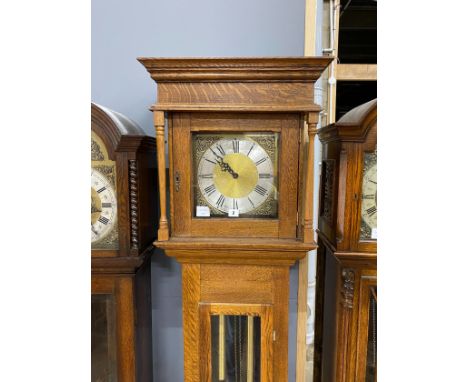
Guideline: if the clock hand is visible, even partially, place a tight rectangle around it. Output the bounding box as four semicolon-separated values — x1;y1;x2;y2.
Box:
215;157;239;179
91;224;99;235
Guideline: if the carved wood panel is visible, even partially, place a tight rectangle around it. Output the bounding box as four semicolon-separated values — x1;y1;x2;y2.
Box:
319;159;336;226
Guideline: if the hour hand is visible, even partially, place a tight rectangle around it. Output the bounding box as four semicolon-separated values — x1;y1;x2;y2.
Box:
216;157;238;179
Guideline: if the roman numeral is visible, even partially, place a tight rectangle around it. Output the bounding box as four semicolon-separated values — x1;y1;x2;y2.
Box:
255;157;267;166
248;197;255;208
199;174;213;179
362;194;374;199
366;206;377;217
97;187;106;193
204;184;216;196
205;158;217;164
254;185;267;196
215;144;226;156
216;195;225;207
232;139;239;153
232;199;238;209
101;202;112;208
98;216;109;225
247;143;255;157
259;173;271;179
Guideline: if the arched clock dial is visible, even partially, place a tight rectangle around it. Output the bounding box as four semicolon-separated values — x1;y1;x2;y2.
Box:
360;152;377;239
91;169;118;243
196;136;277;216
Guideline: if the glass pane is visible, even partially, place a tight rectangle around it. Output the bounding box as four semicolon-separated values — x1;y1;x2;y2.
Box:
92;294;118;382
192;132;279;219
360;151;377;241
365;287;377;382
211;315;261;382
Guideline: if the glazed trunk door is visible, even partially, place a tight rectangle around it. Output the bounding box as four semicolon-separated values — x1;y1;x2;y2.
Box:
200;304;273;382
92;276;136;382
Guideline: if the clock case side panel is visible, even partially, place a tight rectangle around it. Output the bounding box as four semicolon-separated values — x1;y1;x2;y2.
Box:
168;112;300;239
115;136;158;257
317;138;342;247
129;145;159;255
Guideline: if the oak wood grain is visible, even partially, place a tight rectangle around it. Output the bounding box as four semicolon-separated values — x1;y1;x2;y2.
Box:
278;115;300;238
303;112;319;242
182;264;202;382
171;113;192;236
154;111;169;240
138;56;333;82
154;82;317;112
201;280;274;304
272;266;289;382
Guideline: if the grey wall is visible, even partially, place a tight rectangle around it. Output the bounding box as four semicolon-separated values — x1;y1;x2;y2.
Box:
92;0;305;380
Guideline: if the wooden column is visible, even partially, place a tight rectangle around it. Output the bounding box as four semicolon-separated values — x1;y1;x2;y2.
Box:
154;111;169;241
303;112;319;243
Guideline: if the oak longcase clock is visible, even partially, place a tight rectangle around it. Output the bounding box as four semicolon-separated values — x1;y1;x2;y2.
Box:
91;103;158;382
314;99;377;382
138;57;332;382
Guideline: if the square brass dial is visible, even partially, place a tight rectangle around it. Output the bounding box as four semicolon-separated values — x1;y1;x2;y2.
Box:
192;132;279;218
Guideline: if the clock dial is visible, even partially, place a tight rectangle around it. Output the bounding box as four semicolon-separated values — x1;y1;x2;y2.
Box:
91;169;118;243
360;152;377;240
91;131;119;250
193;133;278;217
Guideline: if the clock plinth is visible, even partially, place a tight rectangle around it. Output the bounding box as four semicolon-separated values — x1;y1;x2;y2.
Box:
139;57;331;381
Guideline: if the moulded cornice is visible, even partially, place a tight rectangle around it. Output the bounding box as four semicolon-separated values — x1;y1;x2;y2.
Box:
91;103;155;155
137;56;333;82
318;98;377;143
